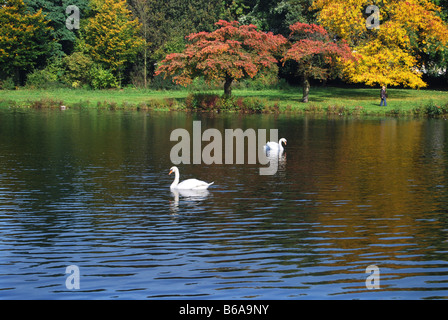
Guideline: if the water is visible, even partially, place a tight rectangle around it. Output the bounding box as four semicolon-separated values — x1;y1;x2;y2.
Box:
0;108;447;299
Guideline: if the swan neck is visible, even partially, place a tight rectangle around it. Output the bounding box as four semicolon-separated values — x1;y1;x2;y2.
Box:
171;169;180;189
279;139;285;148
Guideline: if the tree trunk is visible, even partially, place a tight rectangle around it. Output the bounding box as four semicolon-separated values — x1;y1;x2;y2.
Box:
302;75;310;103
14;67;21;87
143;46;148;89
144;40;147;89
224;76;233;97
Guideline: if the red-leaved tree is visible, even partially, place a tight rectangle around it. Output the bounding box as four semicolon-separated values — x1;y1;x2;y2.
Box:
155;20;287;96
282;22;355;102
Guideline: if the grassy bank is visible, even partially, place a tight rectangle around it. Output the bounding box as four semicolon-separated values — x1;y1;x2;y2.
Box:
1;86;448;116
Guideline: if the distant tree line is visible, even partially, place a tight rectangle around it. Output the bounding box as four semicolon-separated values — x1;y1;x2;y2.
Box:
0;0;447;92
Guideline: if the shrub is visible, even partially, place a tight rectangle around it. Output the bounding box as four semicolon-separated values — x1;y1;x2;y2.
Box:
26;69;59;89
63;52;93;86
425;101;448;117
185;93;220;110
149;73;181;90
89;65;118;89
28;98;64;108
26;57;68;89
0;77;15;90
184;93;277;113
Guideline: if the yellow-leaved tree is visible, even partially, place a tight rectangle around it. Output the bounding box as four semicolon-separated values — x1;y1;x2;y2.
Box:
84;0;144;86
312;0;448;88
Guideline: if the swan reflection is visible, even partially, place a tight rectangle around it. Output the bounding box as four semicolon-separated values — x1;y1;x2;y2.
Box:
169;188;211;214
263;150;287;175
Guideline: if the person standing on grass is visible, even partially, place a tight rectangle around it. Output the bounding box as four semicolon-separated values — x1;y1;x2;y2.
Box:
380;85;387;106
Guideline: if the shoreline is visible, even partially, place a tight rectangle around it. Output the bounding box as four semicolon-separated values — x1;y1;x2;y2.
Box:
1;87;448;118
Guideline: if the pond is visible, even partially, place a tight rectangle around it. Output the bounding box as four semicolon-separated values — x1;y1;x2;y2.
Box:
0;107;447;299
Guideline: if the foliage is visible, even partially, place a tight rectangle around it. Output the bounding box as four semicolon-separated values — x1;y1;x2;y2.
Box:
0;0;54;84
237;0;317;35
282;22;355;102
23;0;90;56
26;57;68;89
425;100;448;117
89;64;119;89
184;92;279;112
155;20;287;96
63;52;94;87
312;0;448;88
0;77;16;90
84;0;145;85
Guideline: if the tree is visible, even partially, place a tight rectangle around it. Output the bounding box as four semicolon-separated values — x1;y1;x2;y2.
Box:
83;0;144;86
237;0;317;35
155;20;287;96
425;0;448;80
282;22;355;102
128;0;151;88
312;0;448;88
23;0;90;56
128;0;232;85
0;0;54;84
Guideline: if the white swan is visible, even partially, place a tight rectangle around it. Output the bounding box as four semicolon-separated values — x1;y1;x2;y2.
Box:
264;138;287;153
169;166;214;190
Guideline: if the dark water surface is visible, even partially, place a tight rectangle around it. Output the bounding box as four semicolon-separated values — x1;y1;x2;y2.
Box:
0;108;447;299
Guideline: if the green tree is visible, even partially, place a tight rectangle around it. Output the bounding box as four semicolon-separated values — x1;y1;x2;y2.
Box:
0;0;54;84
129;0;230;82
237;0;316;35
128;0;151;88
84;0;144;86
23;0;90;56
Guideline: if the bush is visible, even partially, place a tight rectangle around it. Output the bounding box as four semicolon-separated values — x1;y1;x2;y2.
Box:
89;65;118;89
63;52;93;87
26;69;59;89
0;77;15;90
149;73;181;90
184;93;278;113
185;93;221;110
425;100;448;117
26;58;67;89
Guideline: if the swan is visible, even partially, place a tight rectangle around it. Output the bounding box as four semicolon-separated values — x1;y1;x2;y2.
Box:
169;166;214;190
264;138;287;153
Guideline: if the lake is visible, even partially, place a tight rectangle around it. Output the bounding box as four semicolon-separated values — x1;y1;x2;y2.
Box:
0;107;447;299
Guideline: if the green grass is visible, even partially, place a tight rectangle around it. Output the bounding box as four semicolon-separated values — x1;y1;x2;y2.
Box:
1;86;448;116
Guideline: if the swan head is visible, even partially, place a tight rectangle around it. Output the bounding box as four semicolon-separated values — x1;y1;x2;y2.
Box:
169;166;178;175
279;138;287;146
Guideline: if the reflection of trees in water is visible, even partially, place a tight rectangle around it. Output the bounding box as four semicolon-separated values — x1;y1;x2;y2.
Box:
1;110;448;293
296;118;448;273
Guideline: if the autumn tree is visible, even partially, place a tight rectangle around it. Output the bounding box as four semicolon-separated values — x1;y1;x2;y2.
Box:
84;0;144;86
0;0;54;85
312;0;448;88
282;22;355;102
155;20;287;96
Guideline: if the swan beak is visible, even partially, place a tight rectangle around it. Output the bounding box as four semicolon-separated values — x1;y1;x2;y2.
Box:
169;169;173;175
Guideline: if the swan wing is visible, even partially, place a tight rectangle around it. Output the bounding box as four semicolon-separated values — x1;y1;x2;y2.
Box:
265;141;280;152
176;179;214;190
